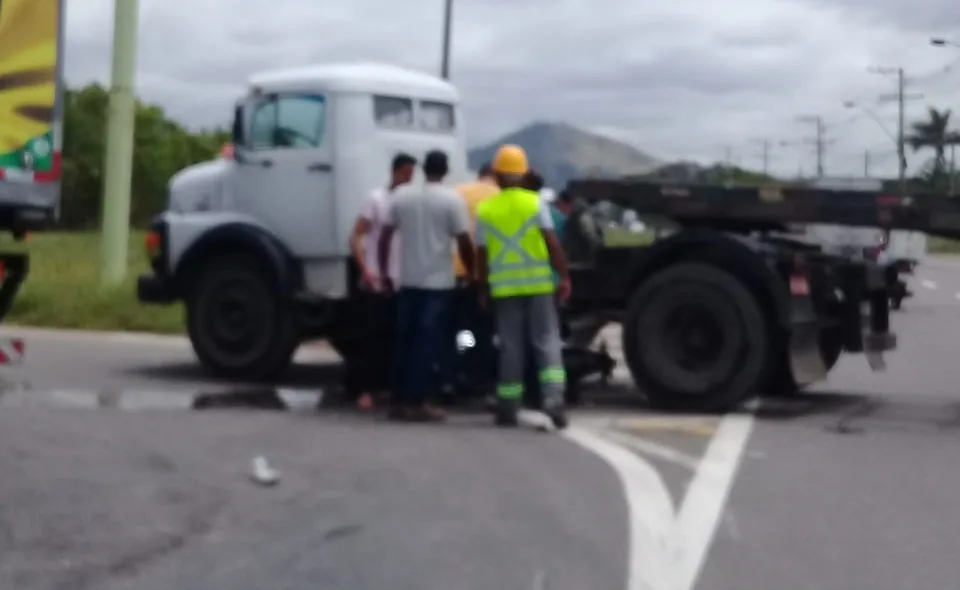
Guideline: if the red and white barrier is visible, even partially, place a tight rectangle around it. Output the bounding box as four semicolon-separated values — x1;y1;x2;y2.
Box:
0;339;25;364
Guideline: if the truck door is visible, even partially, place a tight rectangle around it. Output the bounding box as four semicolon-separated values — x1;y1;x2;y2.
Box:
232;93;336;257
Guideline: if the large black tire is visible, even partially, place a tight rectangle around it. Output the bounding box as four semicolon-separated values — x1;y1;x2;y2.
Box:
622;263;769;413
762;326;843;396
186;254;299;380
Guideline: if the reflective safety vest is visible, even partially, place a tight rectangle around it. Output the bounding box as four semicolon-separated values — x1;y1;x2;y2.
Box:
477;187;555;299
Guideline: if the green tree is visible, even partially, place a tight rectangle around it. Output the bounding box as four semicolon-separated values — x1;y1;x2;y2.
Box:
907;106;960;191
60;83;229;229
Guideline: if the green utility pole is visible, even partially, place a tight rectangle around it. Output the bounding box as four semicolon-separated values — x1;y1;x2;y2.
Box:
99;0;141;286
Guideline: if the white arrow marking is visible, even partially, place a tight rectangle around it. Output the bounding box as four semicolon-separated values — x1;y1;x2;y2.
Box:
564;413;755;590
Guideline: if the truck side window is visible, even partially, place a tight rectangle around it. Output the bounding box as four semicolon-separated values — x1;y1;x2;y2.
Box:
419;100;455;132
249;95;326;150
249;101;278;149
374;95;414;128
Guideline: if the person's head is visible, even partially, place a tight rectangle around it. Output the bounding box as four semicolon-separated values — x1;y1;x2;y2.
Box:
522;170;544;192
477;161;495;181
555;189;574;212
423;150;449;181
491;144;529;188
390;153;417;186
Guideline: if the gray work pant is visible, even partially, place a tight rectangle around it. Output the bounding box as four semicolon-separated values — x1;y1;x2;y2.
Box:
493;294;566;408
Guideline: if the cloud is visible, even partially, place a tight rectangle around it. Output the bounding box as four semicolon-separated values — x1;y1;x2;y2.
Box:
65;0;960;179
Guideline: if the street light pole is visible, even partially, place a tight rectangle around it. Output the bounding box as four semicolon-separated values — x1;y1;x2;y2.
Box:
440;0;453;79
898;67;906;194
931;38;960;195
842;100;897;143
99;0;141;286
871;66;922;195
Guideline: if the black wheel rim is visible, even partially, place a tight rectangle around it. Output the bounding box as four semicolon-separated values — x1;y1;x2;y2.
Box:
204;276;270;354
636;285;744;396
663;304;725;372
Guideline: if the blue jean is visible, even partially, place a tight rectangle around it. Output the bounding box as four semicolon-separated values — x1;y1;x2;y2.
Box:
394;287;454;407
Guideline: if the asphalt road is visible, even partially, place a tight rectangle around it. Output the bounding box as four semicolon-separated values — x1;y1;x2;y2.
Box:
0;398;628;590
4;258;960;589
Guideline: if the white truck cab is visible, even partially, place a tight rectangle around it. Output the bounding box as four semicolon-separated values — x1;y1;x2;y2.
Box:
138;62;470;378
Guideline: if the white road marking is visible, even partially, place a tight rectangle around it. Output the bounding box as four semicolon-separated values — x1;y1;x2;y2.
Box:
605;429;701;471
564;413;755;590
672;415;754;590
563;427;673;588
921;279;938;289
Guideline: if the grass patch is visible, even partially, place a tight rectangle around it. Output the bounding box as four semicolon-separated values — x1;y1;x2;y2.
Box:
928;236;960;254
1;231;184;333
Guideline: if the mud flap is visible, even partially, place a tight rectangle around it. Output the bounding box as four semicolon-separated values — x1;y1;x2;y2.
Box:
788;324;829;387
787;292;828;387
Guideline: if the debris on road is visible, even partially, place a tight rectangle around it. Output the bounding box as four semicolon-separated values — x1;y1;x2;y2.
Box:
250;456;280;486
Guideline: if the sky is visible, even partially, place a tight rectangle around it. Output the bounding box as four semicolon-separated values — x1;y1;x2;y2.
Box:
64;0;960;180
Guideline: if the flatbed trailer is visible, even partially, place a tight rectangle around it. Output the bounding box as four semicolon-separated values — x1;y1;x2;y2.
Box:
559;180;954;413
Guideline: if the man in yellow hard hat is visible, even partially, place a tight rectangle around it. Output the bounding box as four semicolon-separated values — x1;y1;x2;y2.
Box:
475;144;572;429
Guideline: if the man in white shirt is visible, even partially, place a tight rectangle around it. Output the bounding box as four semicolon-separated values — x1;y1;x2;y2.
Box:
347;153;416;410
378;150;475;422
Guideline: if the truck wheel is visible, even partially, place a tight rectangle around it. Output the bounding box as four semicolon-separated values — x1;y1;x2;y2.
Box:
763;327;843;396
622;263;768;413
186;254;298;380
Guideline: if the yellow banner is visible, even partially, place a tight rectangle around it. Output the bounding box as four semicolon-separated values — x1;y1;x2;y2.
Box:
0;0;59;172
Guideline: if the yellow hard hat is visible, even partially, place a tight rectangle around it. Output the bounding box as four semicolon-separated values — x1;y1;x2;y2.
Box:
491;144;529;175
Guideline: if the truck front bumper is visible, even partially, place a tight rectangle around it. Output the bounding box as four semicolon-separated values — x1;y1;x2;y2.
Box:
137;273;177;304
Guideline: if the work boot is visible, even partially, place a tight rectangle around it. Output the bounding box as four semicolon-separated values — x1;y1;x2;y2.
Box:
494;399;519;427
543;399;569;430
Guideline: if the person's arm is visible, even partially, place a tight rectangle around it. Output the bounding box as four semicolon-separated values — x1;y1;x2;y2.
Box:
538;202;571;302
350;216;372;268
449;196;475;279
475;219;489;291
350;198;377;288
378;201;397;291
538;202;569;278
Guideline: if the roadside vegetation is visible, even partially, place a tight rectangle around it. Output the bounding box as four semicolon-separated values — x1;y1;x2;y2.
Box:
929;237;960;254
3;231;183;333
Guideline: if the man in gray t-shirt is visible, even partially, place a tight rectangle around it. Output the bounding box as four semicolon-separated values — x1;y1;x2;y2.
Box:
378;151;475;421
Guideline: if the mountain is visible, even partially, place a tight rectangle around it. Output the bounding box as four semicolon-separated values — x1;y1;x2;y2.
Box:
630;161;709;183
467;122;661;189
630;161;779;186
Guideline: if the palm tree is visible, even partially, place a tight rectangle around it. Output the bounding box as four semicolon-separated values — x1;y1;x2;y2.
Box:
907;107;960;189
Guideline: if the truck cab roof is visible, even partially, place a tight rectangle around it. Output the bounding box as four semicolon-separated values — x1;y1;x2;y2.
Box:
247;62;459;102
